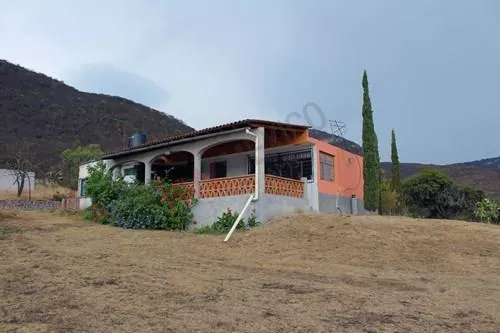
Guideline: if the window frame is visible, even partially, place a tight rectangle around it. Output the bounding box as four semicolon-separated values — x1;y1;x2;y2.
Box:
80;178;88;197
247;148;313;181
319;151;335;182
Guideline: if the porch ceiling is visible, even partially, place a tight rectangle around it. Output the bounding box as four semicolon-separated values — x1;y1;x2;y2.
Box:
201;128;310;158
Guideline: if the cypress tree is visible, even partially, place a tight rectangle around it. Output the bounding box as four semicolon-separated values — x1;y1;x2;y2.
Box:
390;129;401;192
361;70;380;211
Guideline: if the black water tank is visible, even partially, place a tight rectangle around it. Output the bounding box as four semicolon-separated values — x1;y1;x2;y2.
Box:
128;132;147;148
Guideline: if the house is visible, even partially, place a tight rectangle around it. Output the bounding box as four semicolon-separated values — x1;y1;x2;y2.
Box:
77;119;365;226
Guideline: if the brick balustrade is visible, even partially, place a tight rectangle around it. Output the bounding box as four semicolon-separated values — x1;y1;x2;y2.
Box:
172;181;195;200
264;175;305;198
199;175;255;198
170;174;304;199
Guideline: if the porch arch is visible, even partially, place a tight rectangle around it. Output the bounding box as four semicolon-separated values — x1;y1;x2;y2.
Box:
149;150;194;183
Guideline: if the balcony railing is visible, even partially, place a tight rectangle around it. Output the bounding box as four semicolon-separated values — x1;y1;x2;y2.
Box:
169;174;305;199
200;175;255;198
264;175;305;198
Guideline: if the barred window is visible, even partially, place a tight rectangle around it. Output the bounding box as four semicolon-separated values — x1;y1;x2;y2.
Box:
248;149;313;180
319;152;334;181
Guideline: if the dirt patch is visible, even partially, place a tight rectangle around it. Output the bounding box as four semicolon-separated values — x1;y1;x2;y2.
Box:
0;212;499;332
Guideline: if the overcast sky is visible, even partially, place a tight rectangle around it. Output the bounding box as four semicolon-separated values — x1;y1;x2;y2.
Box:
2;0;499;164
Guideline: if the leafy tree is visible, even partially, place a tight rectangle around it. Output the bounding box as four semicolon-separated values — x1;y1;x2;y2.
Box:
361;70;381;211
403;168;454;218
402;168;485;220
62;143;103;190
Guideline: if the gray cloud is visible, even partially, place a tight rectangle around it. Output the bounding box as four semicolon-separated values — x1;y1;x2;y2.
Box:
1;0;499;164
65;63;169;109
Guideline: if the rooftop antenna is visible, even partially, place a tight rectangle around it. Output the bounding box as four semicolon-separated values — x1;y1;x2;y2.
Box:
329;119;346;138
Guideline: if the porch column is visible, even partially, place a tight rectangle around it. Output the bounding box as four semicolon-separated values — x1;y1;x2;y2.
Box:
193;150;202;198
254;127;265;199
144;161;152;185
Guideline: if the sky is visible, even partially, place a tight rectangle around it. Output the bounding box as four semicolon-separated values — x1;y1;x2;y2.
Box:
1;0;499;164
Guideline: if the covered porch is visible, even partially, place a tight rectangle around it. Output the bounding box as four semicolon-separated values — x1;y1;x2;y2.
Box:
101;120;314;224
109;125;312;198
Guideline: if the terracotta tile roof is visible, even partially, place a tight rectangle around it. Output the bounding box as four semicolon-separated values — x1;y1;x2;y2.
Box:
101;119;310;159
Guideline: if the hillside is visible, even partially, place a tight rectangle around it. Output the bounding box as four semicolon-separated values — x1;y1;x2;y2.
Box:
1;211;499;332
0;59;193;174
381;160;500;199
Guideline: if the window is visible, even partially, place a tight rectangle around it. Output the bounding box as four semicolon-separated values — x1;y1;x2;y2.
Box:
320;152;334;181
210;161;227;178
248;149;313;181
80;178;87;197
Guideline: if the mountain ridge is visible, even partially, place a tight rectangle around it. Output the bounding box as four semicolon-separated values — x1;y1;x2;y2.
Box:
0;59;194;175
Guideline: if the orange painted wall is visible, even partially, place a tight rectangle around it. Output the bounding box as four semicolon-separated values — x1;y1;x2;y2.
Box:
307;137;364;199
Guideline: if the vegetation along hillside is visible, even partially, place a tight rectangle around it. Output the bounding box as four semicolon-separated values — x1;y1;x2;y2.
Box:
311;128;500;199
381;160;500;199
0;59;193;176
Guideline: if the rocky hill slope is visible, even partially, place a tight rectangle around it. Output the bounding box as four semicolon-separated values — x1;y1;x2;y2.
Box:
0;59;193;174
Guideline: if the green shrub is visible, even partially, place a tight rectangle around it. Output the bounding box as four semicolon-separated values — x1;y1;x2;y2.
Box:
379;179;400;215
195;208;260;234
246;209;260;228
110;182;194;230
85;162;125;213
474;198;500;224
84;163;195;231
402;168;486;220
194;225;215;234
83;207;94;220
210;208;242;233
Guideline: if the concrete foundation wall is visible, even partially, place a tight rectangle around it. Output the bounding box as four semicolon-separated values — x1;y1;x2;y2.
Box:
191;194;256;228
318;192;366;215
260;193;310;222
191;193;310;228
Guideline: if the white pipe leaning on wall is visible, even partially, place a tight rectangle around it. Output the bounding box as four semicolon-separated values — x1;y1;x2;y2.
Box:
224;194;255;242
245;128;259;201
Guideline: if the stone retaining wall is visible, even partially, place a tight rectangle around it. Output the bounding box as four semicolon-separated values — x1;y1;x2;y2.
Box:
0;200;61;211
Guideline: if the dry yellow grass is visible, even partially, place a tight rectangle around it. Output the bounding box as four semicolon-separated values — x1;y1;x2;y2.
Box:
0;184;73;200
1;211;499;332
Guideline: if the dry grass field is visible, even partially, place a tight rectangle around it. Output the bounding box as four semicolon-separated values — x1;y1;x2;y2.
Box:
1;211;499;333
0;184;73;200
